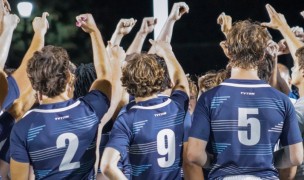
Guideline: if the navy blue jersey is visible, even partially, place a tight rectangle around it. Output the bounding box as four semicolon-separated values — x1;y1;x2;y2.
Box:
98;120;131;178
183;112;192;142
189;79;302;179
106;90;189;180
0;111;15;142
10;90;109;179
1;76;20;111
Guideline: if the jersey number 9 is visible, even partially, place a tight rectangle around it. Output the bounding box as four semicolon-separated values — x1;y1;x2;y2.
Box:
157;129;176;168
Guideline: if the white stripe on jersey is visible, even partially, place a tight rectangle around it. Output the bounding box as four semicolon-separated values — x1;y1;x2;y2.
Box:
131;99;171;110
223;175;262;180
220;82;271;88
23;101;81;118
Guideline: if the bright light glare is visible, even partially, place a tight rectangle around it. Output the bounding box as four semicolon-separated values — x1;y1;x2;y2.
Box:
17;2;33;17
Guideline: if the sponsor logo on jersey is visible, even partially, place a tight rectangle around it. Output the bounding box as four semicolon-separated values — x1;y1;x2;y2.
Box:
154;112;167;117
55;115;70;120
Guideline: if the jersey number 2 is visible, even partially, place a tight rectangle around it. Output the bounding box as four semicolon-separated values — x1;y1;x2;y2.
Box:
157;129;176;167
56;133;80;171
238;108;260;146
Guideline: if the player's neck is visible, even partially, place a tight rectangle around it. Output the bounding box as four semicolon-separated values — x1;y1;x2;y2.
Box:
296;83;304;98
135;94;158;103
39;92;71;105
230;67;260;80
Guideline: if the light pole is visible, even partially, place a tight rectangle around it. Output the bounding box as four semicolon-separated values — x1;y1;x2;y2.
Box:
153;0;168;39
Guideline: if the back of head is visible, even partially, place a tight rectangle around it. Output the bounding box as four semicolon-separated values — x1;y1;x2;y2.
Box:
74;63;97;98
198;71;218;93
187;75;198;98
226;20;271;69
121;53;166;97
153;54;172;90
27;45;71;98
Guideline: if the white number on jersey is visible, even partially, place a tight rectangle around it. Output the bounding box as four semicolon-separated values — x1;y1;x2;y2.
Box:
56;133;80;171
157;129;176;167
238;108;261;146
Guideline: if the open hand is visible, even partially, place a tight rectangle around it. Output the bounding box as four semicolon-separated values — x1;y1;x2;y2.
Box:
261;4;288;30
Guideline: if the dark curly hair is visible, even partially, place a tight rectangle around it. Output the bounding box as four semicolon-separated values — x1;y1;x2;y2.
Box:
27;45;71;98
226;20;271;69
74;63;97;98
121;53;166;97
296;46;304;70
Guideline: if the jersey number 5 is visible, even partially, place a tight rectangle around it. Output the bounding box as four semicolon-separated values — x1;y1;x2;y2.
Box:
157;129;176;168
238;108;261;146
56;133;80;171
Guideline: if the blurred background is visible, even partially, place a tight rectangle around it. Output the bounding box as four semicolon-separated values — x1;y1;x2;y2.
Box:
5;0;304;76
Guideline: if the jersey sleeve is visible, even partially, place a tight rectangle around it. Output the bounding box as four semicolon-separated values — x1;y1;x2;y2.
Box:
183;112;192;142
10;122;30;163
2;76;20;110
106;116;132;158
170;90;189;111
280;100;303;146
0;111;15;142
188;95;210;141
81;90;110;120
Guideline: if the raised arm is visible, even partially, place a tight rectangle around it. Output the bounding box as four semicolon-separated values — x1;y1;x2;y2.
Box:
11;12;49;94
126;17;157;54
96;43;126;174
262;4;304;66
76;13;112;100
150;40;189;95
7;87;36;121
0;68;7;109
110;18;136;46
266;40;290;94
0;87;35;143
0;13;19;69
101;43;126;123
0;0;11;35
156;2;189;42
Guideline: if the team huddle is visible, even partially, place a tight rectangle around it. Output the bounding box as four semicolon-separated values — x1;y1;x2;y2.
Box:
0;0;304;179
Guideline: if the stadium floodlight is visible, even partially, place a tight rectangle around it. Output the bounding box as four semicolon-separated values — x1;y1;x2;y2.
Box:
17;2;33;18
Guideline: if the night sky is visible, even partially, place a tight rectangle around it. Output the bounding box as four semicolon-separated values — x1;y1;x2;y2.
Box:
6;0;304;76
